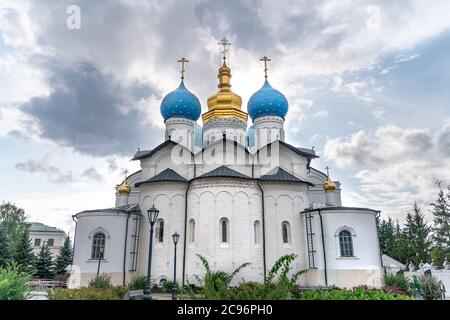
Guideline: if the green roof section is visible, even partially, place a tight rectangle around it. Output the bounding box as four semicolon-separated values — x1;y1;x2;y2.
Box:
26;222;65;233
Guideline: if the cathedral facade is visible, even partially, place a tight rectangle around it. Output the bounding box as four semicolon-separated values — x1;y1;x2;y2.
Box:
71;47;383;289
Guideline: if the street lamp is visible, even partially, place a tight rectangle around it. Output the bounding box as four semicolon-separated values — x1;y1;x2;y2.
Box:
96;246;104;279
171;231;180;300
144;204;159;300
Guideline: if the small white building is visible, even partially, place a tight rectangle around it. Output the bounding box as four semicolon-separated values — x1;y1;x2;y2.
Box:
26;222;67;257
71;50;383;289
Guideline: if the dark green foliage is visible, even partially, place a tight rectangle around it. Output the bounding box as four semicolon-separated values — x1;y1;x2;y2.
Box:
297;285;412;300
404;203;432;266
430;185;450;266
88;273;111;289
0;226;11;267
162;280;175;293
0;202;26;256
0;262;32;300
34;244;54;279
418;275;444;300
378;217;396;256
382;273;412;295
55;236;73;275
13;225;35;274
49;286;128;300
127;274;147;290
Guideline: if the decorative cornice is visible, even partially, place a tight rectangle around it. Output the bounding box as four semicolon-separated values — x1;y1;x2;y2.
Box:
203;117;247;130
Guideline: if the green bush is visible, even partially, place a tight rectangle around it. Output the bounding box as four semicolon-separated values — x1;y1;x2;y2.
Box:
0;262;32;300
128;274;147;291
418;275;443;300
162;280;175;293
48;286;128;300
88;273;111;289
297;285;412;300
382;273;412;295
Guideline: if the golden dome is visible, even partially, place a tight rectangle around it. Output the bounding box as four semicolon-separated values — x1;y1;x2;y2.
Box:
323;176;337;192
202;59;248;123
117;171;131;195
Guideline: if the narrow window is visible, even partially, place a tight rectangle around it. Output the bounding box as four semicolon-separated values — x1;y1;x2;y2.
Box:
189;219;195;243
220;218;229;243
156;219;164;243
254;220;261;244
282;222;290;244
91;232;105;259
339;230;354;257
34;239;41;247
47;239;54;247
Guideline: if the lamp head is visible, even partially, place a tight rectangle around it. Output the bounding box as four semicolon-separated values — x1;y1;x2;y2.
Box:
172;231;180;245
147;205;160;224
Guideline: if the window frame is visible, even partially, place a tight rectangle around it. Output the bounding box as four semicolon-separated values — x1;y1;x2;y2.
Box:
281;221;291;245
338;230;354;257
220;218;229;244
91;232;106;260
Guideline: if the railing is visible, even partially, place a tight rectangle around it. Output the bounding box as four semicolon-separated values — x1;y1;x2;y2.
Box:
28;279;67;289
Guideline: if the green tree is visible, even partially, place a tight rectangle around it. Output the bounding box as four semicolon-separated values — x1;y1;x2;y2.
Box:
0;226;11;267
404;202;432;266
55;236;73;275
392;220;409;264
430;184;450;266
379;217;397;257
13;225;35;274
34;244;54;279
0;202;26;254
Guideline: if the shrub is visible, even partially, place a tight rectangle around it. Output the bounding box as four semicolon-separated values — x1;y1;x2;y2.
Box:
88;273;111;289
49;286;128;300
162;280;175;293
0;262;32;300
382;273;412;295
418;275;443;300
128;275;147;291
297;286;412;300
230;282;265;300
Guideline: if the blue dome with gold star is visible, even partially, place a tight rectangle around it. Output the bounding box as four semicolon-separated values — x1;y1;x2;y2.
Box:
160;81;201;121
247;80;288;121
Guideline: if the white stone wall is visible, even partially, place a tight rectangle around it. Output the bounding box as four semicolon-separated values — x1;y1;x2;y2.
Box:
72;211;134;287
203;127;247;146
29;231;66;257
303;208;383;288
253;116;285;149
165;117;195;151
137;182;187;286
185;178;264;285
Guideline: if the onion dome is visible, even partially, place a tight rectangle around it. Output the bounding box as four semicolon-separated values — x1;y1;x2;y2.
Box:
160;81;201;121
248;80;288;121
118;179;131;195
323;176;337;192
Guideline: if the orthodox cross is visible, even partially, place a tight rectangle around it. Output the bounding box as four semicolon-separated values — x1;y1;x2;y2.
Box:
218;37;231;62
325;166;330;177
177;57;189;80
122;169;129;182
260;56;271;79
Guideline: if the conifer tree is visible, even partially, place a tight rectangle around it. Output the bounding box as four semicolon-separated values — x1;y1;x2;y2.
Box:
430;184;450;266
55;235;73;275
14;226;36;274
404;202;432;266
0;226;10;267
34;244;54;279
379;217;396;257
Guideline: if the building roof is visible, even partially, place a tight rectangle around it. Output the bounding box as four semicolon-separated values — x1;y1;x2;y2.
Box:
382;254;406;269
74;204;141;217
279;141;318;158
26;222;65;234
197;165;252;180
301;206;380;214
259;167;314;186
135;169;187;187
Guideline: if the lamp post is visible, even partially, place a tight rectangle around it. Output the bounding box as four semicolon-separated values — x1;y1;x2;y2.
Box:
144;205;159;300
96;246;104;279
171;231;180;300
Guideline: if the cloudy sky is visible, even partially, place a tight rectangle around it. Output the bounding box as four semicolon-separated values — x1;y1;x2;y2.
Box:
1;0;449;235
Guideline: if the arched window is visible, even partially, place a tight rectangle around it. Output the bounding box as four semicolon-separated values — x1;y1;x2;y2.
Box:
156;219;164;243
91;232;105;259
339;230;354;257
254;220;261;244
282;222;290;244
220;218;229;243
189;219;195;243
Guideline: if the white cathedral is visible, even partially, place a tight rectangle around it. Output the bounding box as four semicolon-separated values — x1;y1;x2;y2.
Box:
71;43;383;289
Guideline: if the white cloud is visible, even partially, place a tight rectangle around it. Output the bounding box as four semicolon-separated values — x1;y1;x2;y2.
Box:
324;121;450;220
312;110;329;118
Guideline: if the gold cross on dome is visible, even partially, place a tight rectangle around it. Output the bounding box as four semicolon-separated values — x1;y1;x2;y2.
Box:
177;57;189;80
325;166;330;176
218;37;231;62
260;56;271;79
122;169;129;181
